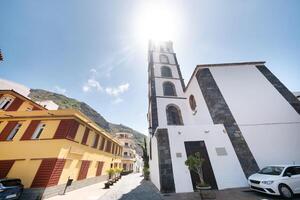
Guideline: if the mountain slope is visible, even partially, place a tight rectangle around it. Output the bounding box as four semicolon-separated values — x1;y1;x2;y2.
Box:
29;89;146;152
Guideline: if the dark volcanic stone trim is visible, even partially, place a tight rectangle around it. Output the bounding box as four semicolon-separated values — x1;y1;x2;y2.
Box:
174;54;186;89
149;53;159;134
256;65;300;115
156;128;175;193
196;68;259;178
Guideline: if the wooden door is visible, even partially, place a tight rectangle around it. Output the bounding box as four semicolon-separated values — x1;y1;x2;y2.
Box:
184;141;218;189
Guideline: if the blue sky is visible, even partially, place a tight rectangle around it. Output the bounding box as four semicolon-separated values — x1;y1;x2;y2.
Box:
1;0;300;135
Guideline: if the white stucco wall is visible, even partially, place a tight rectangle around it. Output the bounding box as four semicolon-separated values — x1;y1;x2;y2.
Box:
240;123;300;168
167;125;247;192
208;64;300;169
149;135;160;190
209;65;300;124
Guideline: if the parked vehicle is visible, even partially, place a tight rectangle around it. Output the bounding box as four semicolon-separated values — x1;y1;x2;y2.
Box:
0;178;23;200
248;165;300;198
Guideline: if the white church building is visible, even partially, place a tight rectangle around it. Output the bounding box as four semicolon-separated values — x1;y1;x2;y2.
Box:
147;41;300;193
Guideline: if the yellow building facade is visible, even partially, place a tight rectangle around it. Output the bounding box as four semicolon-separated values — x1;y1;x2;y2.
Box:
115;132;137;173
0;90;122;199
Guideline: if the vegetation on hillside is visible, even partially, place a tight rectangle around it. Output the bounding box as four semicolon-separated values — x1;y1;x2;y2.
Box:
29;89;146;155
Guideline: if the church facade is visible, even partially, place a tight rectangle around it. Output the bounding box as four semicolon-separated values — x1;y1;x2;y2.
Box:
147;41;300;193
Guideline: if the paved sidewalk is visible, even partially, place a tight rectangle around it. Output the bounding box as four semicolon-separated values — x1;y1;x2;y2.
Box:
46;173;163;200
46;179;107;200
98;173;163;200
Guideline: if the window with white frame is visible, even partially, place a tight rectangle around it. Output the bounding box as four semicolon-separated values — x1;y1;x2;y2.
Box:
31;122;46;139
0;96;14;110
6;123;22;141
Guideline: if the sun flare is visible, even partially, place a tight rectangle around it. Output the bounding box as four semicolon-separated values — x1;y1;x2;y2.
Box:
136;3;179;43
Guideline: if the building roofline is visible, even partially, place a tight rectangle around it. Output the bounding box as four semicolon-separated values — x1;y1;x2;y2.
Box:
0;89;47;110
196;61;265;67
185;61;266;91
0;109;121;145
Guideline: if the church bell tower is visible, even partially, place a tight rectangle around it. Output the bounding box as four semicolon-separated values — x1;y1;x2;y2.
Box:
147;40;185;135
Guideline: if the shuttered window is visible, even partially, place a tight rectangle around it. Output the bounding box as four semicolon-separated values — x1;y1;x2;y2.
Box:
53;119;79;140
115;146;119;155
99;137;106;151
77;160;90;180
66;120;79;140
92;134;99;148
111;143;115;154
47;159;66;187
31;123;46;139
0;96;14;110
0;121;19;141
105;140;112;153
0;160;15;178
6;123;22;140
81;128;89;145
6;97;24;111
96;161;104;176
31;158;66;188
20;120;41;140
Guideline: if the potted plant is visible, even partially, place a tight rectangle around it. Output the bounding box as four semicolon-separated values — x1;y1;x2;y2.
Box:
143;167;150;180
115;168;123;180
185;152;215;198
106;168;115;185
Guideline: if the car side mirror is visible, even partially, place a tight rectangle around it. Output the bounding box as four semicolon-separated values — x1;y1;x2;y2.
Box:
286;172;292;177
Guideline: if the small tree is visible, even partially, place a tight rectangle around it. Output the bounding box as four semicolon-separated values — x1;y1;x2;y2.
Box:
115;168;123;177
138;137;149;168
143;167;150;180
106;168;115;180
185;152;206;187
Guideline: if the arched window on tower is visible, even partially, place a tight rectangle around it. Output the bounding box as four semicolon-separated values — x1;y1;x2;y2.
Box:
159;54;169;64
163;82;176;96
166;105;183;125
161;66;172;77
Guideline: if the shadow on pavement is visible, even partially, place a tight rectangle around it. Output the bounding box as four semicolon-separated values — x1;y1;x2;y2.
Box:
118;179;163;200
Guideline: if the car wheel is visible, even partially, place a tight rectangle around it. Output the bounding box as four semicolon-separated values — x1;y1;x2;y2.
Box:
279;184;293;199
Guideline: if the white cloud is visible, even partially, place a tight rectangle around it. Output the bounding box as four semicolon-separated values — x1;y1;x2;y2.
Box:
82;78;103;92
90;68;97;74
105;83;130;97
112;98;123;104
54;86;66;94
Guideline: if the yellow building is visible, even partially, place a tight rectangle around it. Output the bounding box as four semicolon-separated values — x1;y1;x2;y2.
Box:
0;90;122;199
115;132;136;173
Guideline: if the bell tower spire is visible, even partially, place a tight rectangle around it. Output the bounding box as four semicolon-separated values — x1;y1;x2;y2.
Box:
147;40;185;135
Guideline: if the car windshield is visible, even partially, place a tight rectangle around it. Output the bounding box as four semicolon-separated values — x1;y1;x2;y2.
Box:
258;166;284;175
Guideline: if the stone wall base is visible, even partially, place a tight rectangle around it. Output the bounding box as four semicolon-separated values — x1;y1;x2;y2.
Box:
20;175;108;200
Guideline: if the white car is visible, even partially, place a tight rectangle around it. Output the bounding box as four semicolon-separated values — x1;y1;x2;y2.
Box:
248;165;300;198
